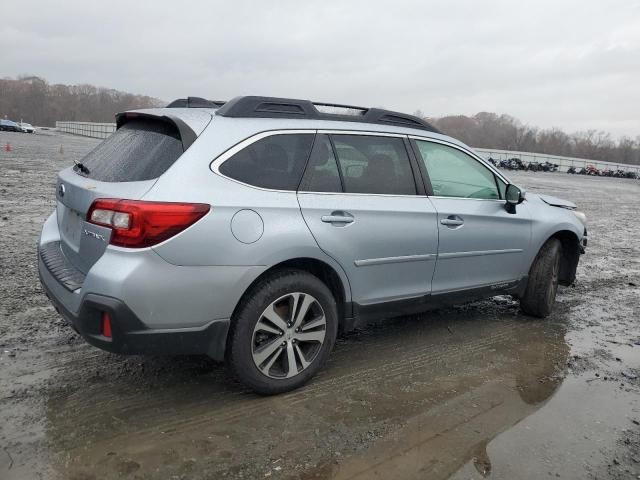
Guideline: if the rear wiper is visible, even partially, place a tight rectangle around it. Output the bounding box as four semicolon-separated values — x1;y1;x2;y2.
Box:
73;160;90;175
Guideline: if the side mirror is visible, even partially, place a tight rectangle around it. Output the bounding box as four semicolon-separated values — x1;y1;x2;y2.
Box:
505;184;524;214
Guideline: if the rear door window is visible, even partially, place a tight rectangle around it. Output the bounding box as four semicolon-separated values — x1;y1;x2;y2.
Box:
75;119;184;182
219;134;315;190
299;135;342;193
330;135;417;195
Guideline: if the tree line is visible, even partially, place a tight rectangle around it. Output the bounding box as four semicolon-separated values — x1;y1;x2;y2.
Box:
1;76;638;165
0;76;163;127
423;111;640;165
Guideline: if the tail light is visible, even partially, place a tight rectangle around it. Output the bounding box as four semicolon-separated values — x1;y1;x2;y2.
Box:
101;312;112;338
87;199;210;248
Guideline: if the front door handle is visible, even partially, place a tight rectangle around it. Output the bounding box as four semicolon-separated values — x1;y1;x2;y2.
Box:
321;211;354;224
440;215;464;227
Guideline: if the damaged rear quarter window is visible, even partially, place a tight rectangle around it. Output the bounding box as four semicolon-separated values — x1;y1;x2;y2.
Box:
74;119;184;182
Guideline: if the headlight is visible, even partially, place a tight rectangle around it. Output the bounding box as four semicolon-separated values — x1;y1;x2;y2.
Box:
572;210;587;225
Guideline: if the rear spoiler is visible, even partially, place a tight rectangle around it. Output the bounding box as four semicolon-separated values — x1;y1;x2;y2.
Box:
115;112;197;150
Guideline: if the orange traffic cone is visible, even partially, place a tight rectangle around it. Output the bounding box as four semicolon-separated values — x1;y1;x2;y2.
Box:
4;143;11;152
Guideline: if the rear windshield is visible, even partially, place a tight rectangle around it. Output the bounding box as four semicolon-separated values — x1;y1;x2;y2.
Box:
74;119;184;182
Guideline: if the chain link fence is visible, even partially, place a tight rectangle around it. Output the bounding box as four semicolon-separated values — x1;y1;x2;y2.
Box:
56;121;116;139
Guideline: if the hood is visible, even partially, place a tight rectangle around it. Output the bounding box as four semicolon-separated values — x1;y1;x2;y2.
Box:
537;194;576;209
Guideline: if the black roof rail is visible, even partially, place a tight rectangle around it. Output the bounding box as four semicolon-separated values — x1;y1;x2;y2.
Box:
215;96;441;133
166;97;226;109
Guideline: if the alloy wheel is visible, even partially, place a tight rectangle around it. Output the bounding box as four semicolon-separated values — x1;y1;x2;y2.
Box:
251;292;327;379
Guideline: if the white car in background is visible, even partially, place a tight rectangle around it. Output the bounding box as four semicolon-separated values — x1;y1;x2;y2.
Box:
18;122;35;133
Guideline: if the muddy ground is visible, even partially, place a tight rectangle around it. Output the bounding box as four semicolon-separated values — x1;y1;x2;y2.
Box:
1;130;639;480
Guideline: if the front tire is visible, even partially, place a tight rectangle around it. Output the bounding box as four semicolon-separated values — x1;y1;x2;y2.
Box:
520;239;562;318
226;269;338;395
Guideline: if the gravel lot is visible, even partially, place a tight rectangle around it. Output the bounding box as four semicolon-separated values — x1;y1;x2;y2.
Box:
1;130;639;480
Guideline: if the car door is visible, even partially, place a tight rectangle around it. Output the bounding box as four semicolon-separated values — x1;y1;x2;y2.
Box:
410;138;532;294
297;133;439;307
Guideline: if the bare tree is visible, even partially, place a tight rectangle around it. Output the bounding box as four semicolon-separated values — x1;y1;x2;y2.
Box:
0;76;164;126
430;113;639;165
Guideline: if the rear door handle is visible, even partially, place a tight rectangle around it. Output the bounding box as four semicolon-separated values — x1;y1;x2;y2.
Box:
440;215;464;227
321;211;354;224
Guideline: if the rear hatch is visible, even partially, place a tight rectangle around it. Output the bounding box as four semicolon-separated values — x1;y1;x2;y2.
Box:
54;110;212;274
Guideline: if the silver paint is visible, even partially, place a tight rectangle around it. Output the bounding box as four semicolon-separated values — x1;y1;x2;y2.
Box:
39;107;585;334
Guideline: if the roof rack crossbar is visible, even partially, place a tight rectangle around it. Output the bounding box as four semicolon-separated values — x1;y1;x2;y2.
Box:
215;96;440;133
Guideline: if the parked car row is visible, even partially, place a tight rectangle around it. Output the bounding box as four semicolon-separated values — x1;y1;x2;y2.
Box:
567;165;638;178
0;119;35;133
488;157;639;179
487;157;559;172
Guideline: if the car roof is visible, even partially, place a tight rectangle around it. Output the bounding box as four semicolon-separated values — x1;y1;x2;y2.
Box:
214;96;440;133
127;106;467;148
139;95;442;134
124;96;473;152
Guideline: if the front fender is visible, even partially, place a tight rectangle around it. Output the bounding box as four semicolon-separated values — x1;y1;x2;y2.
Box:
531;220;583;258
527;206;584;286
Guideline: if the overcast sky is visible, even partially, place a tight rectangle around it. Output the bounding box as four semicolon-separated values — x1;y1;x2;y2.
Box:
3;0;639;137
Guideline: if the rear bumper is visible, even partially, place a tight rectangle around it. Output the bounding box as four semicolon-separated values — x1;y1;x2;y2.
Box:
39;266;230;360
38;242;231;360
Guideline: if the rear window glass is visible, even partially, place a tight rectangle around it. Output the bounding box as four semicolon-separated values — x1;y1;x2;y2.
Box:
219;134;315;190
74;119;184;182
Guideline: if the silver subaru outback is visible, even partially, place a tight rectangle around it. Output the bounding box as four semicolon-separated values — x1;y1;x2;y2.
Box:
38;96;587;394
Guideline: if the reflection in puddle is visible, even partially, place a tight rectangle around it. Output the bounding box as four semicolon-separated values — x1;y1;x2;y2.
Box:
46;306;568;479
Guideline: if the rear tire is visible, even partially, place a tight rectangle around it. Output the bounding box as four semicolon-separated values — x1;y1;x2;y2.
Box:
520;239;562;318
226;269;338;395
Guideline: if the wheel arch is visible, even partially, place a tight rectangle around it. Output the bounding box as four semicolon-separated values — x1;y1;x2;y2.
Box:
536;229;581;286
229;257;352;331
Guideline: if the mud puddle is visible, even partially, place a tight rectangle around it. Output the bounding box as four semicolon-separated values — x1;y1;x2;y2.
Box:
44;309;569;479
